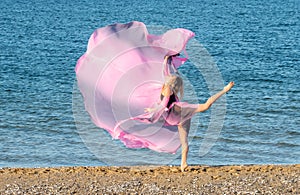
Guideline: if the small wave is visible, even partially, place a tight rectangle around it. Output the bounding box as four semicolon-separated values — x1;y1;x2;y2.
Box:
275;142;299;147
244;78;284;83
217;137;250;145
286;130;300;136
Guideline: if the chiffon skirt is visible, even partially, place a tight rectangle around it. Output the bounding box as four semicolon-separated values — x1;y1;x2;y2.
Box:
75;21;197;153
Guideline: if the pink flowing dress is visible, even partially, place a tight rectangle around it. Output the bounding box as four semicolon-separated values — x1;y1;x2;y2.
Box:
75;21;198;154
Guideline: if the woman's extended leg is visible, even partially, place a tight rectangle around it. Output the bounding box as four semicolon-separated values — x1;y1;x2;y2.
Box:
178;119;191;172
196;81;234;113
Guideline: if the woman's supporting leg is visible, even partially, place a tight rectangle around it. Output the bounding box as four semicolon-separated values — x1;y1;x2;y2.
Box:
178;119;191;172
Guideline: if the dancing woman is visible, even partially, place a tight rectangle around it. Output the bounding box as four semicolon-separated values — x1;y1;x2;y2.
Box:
145;74;234;172
76;21;234;172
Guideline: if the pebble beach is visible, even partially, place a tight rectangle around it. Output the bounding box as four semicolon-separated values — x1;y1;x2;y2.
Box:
1;164;299;194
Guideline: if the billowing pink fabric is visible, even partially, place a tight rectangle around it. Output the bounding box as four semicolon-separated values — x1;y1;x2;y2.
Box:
75;21;197;153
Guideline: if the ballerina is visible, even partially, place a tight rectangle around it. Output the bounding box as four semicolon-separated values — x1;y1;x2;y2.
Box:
75;21;234;172
142;73;234;172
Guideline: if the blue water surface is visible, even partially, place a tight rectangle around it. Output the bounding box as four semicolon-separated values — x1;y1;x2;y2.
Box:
0;0;299;167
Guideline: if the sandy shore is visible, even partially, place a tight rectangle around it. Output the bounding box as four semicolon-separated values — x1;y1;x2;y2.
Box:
0;164;299;194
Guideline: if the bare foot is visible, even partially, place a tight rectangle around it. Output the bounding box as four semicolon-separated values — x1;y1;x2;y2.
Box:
224;81;235;93
181;163;188;172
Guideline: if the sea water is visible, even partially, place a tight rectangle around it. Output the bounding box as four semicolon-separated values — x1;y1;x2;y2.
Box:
0;0;299;167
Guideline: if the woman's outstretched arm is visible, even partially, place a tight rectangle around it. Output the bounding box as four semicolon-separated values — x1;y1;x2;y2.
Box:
196;81;234;113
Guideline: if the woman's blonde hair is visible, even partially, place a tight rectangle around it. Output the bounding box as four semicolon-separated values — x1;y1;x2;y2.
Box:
165;75;184;99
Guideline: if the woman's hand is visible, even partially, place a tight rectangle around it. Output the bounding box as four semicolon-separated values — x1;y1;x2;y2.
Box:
223;81;235;93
